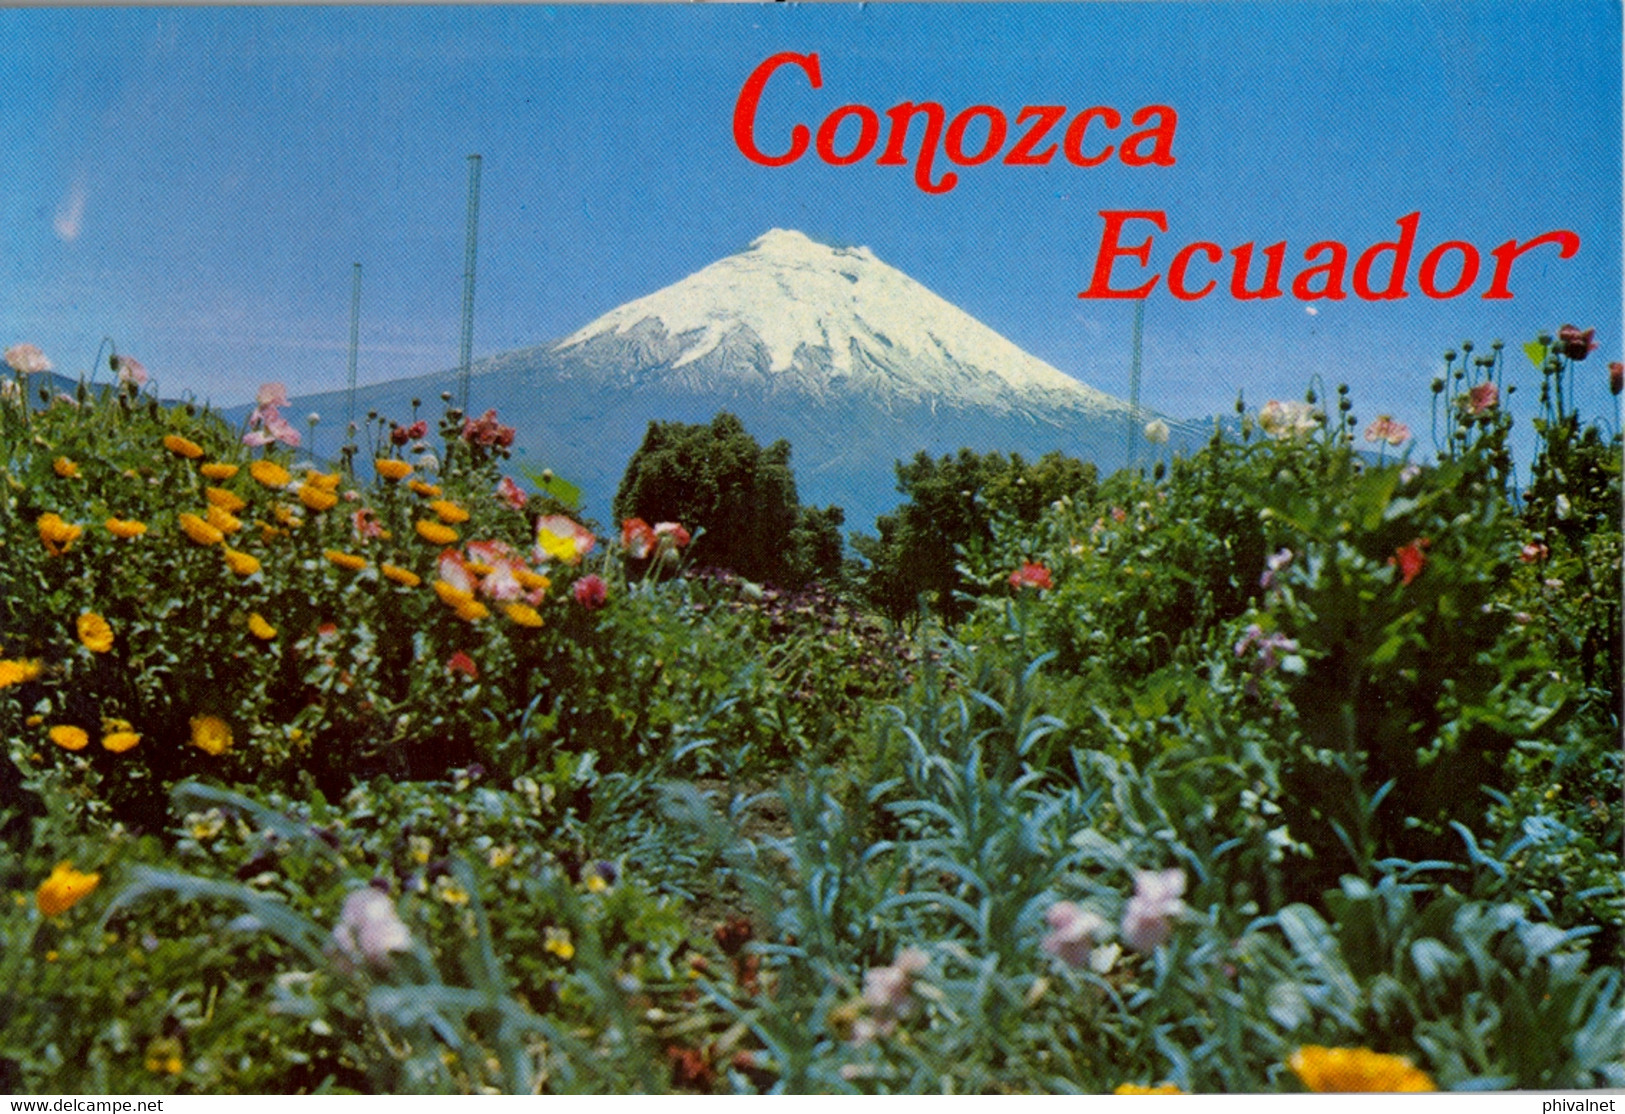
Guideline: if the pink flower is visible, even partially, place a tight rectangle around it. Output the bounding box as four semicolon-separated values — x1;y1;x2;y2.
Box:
461;409;515;449
112;354;148;388
479;562;524;601
1121;868;1186;952
329;886;412;971
1009;563;1053;591
536;515;596;565
1557;324;1599;361
1519;542;1549;564
438;548;478;595
496;476;528;510
467;538;515;566
1041;902;1108;969
1260;547;1294;590
5;343;52;375
573;574;608;610
862;946;929;1014
654;522;692;551
352;508;387;540
1234;623;1298;671
1463;381;1499;416
446;651;478;679
256;382;290;410
1363;414;1410;446
1389;538;1429;586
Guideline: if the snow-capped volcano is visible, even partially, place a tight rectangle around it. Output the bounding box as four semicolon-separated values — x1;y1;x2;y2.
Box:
554;228;1129;416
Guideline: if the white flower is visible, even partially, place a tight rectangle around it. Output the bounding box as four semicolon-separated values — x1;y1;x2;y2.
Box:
5;343;52;375
1143;418;1170;445
330;886;412;970
1121;868;1186;952
113;355;148;388
1041;901;1108;968
1258;400;1321;440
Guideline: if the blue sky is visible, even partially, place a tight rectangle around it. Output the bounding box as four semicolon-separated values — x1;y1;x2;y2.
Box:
3;2;1619;443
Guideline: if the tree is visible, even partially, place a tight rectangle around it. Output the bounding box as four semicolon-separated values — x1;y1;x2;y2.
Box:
613;412;843;587
851;449;1098;623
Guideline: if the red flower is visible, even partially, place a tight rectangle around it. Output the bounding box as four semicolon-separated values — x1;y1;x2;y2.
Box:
1519;542;1549;564
573;574;608;610
1389;538;1430;586
1464;381;1499;416
1557;324;1599;361
1009;563;1053;591
621;517;657;559
495;476;528;510
447;651;478;680
653;521;691;551
1610;362;1623;396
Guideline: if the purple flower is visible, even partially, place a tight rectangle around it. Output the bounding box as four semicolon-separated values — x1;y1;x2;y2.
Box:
1121;868;1186;953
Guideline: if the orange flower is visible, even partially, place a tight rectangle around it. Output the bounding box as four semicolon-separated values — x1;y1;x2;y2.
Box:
271;504;303;528
189;714;232;756
381;563;422;587
52;456;80;478
222;548;262;577
48;724;89;751
305;470;342;492
433;579;476;608
247;612;277;640
249;460;292;488
37;512;82;556
37;862;100;915
324;549;368;572
105;517;148;539
177;513;224;547
163;434;204;459
0;659;44;688
429;499;470;524
504;602;544;628
453;598;489;622
102;729;141;753
205;486;247;513
298;484;339;512
375;458;413;481
200;462;240;481
513;568;551;594
205;504;243;535
416;520;459;545
409;480;442;498
1288;1047;1436;1093
76;612;114;653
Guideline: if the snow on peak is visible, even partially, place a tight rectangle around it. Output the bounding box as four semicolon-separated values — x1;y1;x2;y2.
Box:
556;229;1122;409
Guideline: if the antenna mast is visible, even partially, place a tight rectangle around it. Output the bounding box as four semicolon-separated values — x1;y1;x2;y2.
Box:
1125;297;1144;467
457;154;482;413
345;263;361;433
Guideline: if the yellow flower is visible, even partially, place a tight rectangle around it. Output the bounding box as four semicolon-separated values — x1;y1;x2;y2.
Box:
435;876;470;906
77;612;114;653
429;499;470;524
36;862;100;916
297;484;338;512
189;714;233;756
52;456;80;478
543;926;575;961
37;512;82;556
249;460;292;488
514;569;551;593
375;458;413;481
1114;1084;1185;1095
487;845;515;869
247;612;277;640
222;548;262;577
1288;1047;1436;1093
102;730;141;753
272;504;303;528
305;469;342;492
105;517;148;539
0;659;44;688
143;1036;184;1076
453;599;489;622
324;549;368;572
200;462;239;480
381;563;422;588
416;519;459;545
205;486;247;513
163;434;205;459
505;602;544;628
433;580;476;608
409;480;442;498
177;512;224;547
48;724;89;751
205;503;243;534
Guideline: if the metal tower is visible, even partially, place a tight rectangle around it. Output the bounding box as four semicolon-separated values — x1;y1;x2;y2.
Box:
457;154;482;413
1125;297;1145;466
345;263;361;432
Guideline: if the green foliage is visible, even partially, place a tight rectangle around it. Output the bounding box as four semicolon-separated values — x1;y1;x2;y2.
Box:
612;412;843;587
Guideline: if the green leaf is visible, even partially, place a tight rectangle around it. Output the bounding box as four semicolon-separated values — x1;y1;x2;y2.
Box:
518;464;582;511
1522;340;1546;369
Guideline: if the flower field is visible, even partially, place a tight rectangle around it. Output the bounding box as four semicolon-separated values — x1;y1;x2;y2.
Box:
0;333;1620;1094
